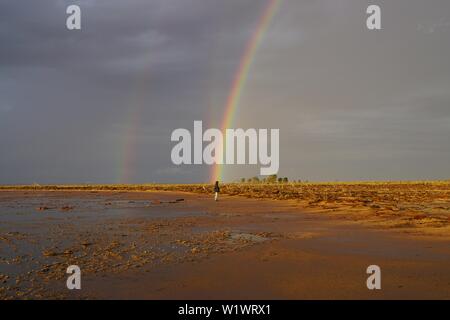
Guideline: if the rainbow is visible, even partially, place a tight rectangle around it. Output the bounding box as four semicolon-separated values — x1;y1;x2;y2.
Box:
117;74;150;184
211;0;283;183
118;106;140;184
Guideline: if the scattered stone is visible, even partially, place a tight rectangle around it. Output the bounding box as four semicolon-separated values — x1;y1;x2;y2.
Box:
191;247;200;254
42;250;58;257
36;206;51;211
81;242;93;248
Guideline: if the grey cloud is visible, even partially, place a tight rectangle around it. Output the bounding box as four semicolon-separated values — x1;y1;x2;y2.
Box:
1;0;450;183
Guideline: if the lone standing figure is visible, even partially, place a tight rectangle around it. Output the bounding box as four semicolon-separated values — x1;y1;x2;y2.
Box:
214;181;220;201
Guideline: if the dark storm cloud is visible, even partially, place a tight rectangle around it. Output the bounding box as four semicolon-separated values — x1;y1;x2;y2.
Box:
230;0;450;181
1;0;450;183
0;0;269;183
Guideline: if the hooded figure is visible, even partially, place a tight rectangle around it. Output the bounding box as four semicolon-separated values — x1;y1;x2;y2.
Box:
214;181;220;201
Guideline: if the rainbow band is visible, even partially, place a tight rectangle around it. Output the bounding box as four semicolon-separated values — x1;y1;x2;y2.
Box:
211;0;283;183
118;73;151;184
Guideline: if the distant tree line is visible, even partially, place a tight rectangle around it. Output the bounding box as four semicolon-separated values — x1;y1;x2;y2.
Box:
239;175;304;184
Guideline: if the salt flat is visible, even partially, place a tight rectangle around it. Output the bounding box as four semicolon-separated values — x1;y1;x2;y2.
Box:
0;190;449;299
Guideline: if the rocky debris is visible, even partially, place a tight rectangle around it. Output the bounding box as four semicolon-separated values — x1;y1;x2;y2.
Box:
81;242;93;248
42;249;74;257
229;232;268;243
60;205;74;212
0;274;9;284
190;247;200;254
36;206;52;211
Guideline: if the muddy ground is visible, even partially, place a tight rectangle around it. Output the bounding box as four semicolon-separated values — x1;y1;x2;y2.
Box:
0;190;449;299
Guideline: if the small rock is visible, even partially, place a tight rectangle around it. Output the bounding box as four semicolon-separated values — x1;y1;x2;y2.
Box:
191;247;200;254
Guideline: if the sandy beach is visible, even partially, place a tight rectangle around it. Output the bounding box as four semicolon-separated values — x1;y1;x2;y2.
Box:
1;189;449;299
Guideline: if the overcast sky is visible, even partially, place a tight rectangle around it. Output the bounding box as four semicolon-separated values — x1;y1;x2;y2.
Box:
1;0;449;184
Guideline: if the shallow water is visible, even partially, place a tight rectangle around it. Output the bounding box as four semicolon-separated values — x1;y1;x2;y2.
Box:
0;192;209;293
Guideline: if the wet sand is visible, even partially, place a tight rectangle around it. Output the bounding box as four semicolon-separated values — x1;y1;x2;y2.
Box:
1;190;449;299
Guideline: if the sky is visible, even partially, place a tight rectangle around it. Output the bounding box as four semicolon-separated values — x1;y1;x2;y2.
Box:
1;0;450;184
